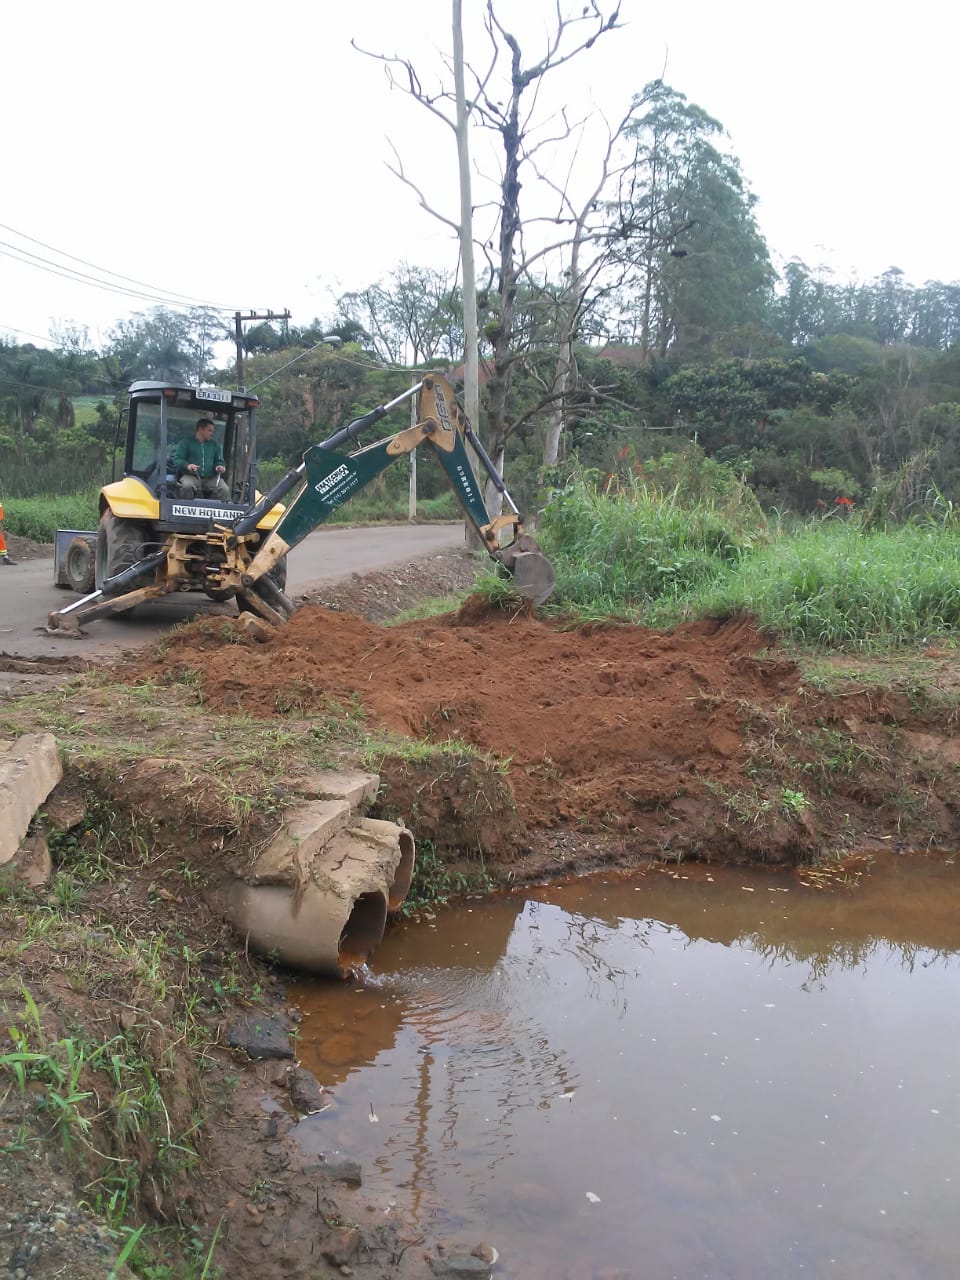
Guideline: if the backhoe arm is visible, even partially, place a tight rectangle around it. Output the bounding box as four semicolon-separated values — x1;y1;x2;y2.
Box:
241;375;554;609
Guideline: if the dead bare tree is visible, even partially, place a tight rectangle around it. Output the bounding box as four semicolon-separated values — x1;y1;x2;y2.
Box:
355;1;622;513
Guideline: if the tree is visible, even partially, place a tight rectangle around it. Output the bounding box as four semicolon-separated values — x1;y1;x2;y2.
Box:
357;1;623;511
103;307;228;384
337;264;462;366
604;82;773;361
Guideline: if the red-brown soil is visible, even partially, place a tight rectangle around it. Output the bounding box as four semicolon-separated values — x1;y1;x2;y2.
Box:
126;599;960;868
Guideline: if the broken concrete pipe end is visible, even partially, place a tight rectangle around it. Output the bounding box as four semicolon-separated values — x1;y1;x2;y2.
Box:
227;820;416;977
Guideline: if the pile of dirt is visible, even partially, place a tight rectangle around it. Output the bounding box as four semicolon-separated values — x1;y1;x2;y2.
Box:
121;598;960;868
124;602;796;857
2;533;53;562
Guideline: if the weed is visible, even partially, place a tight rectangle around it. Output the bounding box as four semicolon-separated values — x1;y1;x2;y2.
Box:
805;728;882;781
780;787;810;818
398;842;494;914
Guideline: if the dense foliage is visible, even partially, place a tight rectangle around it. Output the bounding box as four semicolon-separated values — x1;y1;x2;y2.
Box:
535;461;960;649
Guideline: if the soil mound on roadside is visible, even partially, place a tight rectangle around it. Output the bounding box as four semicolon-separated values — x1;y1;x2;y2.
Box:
129;602;794;836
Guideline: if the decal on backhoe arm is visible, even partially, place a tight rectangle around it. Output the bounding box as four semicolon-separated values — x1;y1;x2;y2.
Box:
314;464;351;497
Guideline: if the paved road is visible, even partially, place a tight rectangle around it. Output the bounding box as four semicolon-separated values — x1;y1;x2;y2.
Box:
0;524;464;660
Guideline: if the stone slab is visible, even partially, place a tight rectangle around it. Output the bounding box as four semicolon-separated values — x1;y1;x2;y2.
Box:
246;798;351;886
0;734;63;865
296;770;380;808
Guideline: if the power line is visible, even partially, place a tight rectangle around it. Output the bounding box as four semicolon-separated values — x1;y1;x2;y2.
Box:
0;240;236;312
0;219;236;311
0;321;53;343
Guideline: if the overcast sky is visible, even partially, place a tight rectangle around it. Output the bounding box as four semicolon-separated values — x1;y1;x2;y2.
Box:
2;0;956;351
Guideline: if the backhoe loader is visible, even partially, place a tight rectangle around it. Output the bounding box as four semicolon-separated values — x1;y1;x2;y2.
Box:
47;374;555;634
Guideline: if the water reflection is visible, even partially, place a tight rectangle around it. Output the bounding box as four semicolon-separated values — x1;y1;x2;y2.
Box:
292;856;960;1279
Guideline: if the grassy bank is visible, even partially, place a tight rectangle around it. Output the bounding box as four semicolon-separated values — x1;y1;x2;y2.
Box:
2;490;100;543
537;472;960;650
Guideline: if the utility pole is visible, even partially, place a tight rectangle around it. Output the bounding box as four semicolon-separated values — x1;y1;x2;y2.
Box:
234;309;291;390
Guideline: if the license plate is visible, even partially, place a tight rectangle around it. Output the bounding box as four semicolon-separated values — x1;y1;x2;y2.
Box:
197;388;232;403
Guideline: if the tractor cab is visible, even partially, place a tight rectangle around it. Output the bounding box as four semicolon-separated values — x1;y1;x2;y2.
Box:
124;382;261;507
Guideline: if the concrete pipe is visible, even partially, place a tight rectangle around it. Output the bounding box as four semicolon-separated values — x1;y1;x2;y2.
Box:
351;817;416;911
227;815;415;977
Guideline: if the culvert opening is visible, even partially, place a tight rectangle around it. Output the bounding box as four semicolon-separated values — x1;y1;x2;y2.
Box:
388;829;416;911
338;890;388;974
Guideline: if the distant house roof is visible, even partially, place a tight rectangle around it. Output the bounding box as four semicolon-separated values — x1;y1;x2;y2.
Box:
594;344;647;369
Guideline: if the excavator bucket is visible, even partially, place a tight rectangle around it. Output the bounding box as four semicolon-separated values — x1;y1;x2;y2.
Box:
497;532;556;605
511;550;556;605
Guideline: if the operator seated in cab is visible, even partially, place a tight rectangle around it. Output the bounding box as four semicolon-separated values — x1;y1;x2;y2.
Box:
174;417;229;501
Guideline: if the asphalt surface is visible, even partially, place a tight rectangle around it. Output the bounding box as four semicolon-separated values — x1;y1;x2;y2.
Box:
0;524;464;660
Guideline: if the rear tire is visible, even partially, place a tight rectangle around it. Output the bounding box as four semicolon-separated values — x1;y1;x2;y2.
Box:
204;584;237;603
64;537;96;594
95;512;148;596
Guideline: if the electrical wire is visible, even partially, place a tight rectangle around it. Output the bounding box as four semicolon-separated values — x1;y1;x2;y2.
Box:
0;321;53;344
0;219;234;310
0;240;236;312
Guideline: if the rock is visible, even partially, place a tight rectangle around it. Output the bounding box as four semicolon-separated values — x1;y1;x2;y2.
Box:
288;1067;325;1114
226;1014;294;1060
4;833;52;889
244;800;352;887
429;1255;493;1278
322;1226;361;1268
237;614;274;643
297;770;381;808
302;1157;362;1187
42;776;87;833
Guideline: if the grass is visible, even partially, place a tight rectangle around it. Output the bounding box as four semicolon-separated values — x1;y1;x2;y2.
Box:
2;481;458;544
397;841;494;914
537;473;756;616
685;523;960;648
535;474;960;651
387;592;466;624
3;488;100;542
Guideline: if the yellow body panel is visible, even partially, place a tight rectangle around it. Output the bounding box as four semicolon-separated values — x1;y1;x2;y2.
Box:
100;477;159;520
101;478;284;530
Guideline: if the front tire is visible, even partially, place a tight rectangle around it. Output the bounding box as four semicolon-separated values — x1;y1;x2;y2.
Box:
95;511;148;596
64;536;96;594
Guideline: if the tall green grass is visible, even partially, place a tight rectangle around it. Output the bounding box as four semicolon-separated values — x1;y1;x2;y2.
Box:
682;522;960;647
538;474;764;615
539;473;960;648
3;490;100;542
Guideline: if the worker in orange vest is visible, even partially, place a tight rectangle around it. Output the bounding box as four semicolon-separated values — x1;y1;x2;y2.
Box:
0;500;14;565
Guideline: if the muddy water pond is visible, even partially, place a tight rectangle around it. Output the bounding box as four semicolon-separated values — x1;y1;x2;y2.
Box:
291;857;960;1279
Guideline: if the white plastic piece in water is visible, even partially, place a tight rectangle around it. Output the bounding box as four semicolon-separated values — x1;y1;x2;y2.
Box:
585;1191;601;1203
369;1100;379;1123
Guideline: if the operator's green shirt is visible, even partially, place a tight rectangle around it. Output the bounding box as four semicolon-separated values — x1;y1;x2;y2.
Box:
173;435;226;478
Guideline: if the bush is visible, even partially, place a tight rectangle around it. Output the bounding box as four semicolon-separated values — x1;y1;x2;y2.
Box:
3;491;100;543
538;464;765;615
